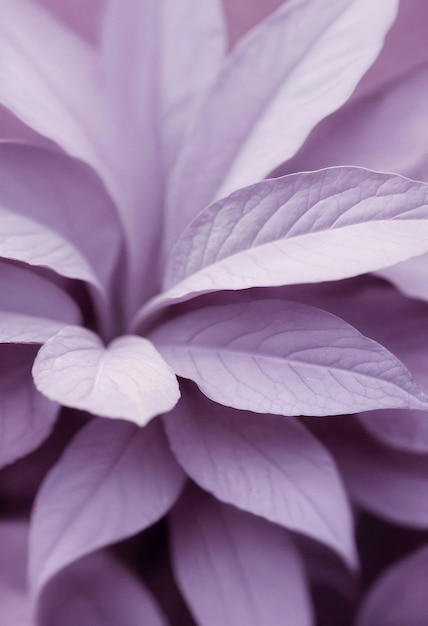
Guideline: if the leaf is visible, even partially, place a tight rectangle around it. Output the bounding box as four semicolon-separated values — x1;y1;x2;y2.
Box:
356;544;428;626
358;408;428;454
282;65;428;181
0;521;32;625
38;551;168;626
166;0;399;244
0;345;58;468
319;417;428;528
150;299;428;416
0;0;108;172
138;168;428;322
164;386;357;569
29;417;186;597
0;144;122;293
32;326;180;426
170;485;314;626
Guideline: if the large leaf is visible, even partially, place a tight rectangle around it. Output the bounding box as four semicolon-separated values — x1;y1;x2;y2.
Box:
356;544;428;626
166;0;398;244
29;417;186;597
139;168;428;321
101;0;225;311
32;326;180;426
319;417;428;528
0;0;108;172
150;299;428;416
38;551;168;626
164;386;357;568
0;345;58;469
171;485;314;626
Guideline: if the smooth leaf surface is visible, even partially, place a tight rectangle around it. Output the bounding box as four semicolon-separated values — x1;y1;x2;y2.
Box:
0;521;32;625
164;386;357;568
0;144;122;293
32;326;180;426
29;417;186;597
38;551;168;626
358;408;428;455
0;345;58;468
319;417;428;528
0;0;108;171
171;485;314;626
282;65;428;181
0;262;81;325
166;0;398;243
140;168;428;321
151;299;428;416
356;544;428;626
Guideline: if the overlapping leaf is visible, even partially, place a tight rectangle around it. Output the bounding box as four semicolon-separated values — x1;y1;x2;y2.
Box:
151;299;428;416
166;0;399;243
29;418;186;596
164;387;357;568
171;485;313;626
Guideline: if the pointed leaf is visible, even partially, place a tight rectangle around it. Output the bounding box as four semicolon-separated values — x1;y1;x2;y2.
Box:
356;544;428;626
29;417;186;597
32;326;180;426
166;0;398;243
0;345;58;468
320;417;428;528
38;551;167;626
140;168;428;321
151;299;428;416
0;0;108;171
171;485;314;626
164;386;357;569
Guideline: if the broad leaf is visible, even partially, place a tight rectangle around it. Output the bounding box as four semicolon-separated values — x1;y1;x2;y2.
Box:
358;408;428;454
150;299;428;416
29;418;186;597
171;485;314;626
0;144;122;293
356;544;428;626
164;386;357;568
0;345;58;468
139;168;428;321
319;417;428;528
32;326;180;426
0;0;108;172
38;551;168;626
166;0;398;243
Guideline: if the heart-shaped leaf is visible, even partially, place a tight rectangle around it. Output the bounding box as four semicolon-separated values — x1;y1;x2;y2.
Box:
32;326;180;425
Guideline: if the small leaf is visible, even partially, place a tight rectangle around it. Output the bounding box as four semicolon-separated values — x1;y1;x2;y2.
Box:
29;418;186;597
171;485;314;626
164;386;357;569
32;326;180;425
38;551;168;626
356;544;428;626
0;345;58;468
151;299;428;416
